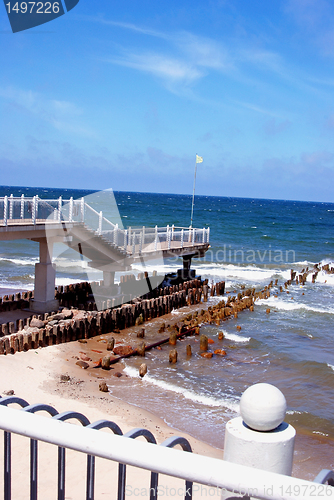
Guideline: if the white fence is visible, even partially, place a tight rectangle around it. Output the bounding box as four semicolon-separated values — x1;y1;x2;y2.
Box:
0;195;210;256
0;399;333;500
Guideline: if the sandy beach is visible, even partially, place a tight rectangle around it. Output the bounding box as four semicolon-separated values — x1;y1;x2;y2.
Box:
0;305;225;499
1;290;334;497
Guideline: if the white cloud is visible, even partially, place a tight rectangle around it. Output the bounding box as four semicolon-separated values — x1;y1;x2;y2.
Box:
108;52;203;87
0;86;94;137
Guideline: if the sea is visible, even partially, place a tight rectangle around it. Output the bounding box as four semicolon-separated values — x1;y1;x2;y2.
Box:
1;185;334;480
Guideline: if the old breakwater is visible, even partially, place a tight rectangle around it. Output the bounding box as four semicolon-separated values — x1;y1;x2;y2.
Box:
3;263;329;359
0;278;227;355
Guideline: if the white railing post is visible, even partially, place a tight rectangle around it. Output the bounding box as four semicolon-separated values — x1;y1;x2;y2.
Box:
58;196;62;222
142;225;145;246
181;229;184;248
207;227;210;243
124;229;127;251
192;228;195;244
9;194;13;220
20;194;24;219
154;225;158;251
132;232;136;255
188;225;192;243
32;196;36;225
81;197;85;222
114;223;118;245
171;224;174;241
69;197;73;222
98;211;103;235
166;225;169;249
202;228;205;243
3;196;8;226
167;225;171;250
139;231;143;254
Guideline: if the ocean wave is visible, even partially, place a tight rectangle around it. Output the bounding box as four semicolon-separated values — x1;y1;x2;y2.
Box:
222;332;251;343
256;296;334;315
0;256;39;266
123;365;239;411
327;364;334;372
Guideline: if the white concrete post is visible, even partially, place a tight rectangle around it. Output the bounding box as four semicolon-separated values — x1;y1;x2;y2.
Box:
223;383;296;498
20;194;24;219
30;238;59;313
103;271;115;287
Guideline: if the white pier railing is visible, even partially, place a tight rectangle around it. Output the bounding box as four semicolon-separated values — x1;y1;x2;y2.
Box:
0;195;210;256
0;388;333;500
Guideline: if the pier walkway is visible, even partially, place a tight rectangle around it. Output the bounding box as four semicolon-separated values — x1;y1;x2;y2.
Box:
0;194;210;312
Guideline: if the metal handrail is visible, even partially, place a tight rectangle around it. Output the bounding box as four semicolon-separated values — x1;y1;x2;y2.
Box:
0;404;333;500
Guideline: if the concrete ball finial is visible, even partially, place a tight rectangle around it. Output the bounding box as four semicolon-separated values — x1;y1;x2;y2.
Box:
240;383;287;431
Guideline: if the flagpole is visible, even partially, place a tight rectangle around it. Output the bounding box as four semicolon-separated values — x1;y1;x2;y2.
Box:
190;155;198;228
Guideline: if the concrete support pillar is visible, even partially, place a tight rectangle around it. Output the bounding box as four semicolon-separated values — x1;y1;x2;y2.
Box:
103;271;115;287
30;238;59;313
182;255;192;279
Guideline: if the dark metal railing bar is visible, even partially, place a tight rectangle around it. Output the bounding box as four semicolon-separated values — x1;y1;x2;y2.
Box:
86;420;123;500
0;397;29;500
53;411;91;500
4;431;11;500
23;404;59;500
124;428;158;500
161;437;193;500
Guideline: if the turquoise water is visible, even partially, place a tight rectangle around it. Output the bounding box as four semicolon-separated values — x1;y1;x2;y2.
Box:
1;186;334;476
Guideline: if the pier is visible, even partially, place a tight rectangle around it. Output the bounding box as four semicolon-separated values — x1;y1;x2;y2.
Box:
0;194;210;312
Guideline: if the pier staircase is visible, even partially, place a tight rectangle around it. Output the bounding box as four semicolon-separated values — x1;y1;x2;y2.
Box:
0;194;210;311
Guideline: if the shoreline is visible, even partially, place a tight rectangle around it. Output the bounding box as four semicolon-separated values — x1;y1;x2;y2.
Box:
1;288;334;485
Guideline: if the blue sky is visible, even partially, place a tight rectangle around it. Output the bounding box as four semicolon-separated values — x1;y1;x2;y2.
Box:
1;0;334;202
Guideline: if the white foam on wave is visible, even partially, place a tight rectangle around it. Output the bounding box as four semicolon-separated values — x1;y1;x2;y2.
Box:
0;256;39;266
256;296;334;315
307;271;334;286
123;365;239;411
55;277;94;287
327;364;334;372
223;331;251;343
196;263;280;283
54;257;92;270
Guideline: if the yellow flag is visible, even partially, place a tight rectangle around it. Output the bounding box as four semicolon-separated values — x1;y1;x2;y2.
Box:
196;154;203;163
